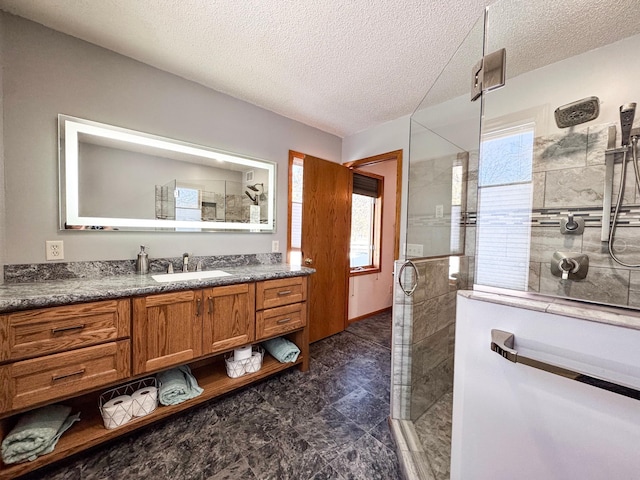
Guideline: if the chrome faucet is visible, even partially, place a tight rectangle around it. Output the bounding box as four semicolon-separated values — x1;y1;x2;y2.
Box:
182;253;189;272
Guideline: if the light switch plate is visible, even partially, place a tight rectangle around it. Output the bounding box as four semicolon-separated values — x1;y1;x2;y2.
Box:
272;240;280;253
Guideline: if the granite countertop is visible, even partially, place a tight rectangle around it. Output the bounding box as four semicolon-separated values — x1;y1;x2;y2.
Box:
0;264;315;313
460;290;640;331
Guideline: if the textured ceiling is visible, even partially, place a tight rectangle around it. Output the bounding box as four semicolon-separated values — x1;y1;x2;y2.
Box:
0;0;637;138
0;0;488;137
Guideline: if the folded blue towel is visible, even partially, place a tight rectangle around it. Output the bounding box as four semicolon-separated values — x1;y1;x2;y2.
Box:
1;404;80;464
157;365;203;406
263;337;300;363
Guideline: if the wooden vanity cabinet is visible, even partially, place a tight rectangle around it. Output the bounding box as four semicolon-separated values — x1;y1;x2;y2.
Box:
202;283;255;355
0;299;132;416
132;290;202;375
0;275;310;480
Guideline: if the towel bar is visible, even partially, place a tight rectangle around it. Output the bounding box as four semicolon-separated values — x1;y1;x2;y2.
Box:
490;329;640;401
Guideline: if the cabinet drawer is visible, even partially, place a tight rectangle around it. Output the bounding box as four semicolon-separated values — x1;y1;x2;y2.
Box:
256;303;306;340
0;340;131;414
0;299;130;362
256;277;307;310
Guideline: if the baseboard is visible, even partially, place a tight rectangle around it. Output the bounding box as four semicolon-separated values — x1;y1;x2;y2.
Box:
348;306;391;324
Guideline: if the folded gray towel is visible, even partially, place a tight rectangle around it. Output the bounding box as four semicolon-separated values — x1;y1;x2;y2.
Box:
1;404;80;464
263;337;300;363
157;365;203;406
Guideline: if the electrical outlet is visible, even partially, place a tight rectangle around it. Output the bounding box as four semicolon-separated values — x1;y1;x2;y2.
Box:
436;204;444;218
46;240;64;261
271;240;280;253
406;243;423;257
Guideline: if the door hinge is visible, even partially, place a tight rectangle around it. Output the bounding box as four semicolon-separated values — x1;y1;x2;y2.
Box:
471;48;506;101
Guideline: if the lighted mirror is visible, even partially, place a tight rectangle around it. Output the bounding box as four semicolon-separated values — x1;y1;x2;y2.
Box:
58;115;276;232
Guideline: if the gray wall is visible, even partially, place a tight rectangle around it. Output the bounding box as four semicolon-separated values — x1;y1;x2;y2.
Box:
1;13;341;264
0;21;5;280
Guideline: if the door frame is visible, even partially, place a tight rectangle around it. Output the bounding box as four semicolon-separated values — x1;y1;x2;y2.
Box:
343;149;403;262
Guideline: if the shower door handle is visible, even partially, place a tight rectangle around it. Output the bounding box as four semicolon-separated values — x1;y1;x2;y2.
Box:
398;260;418;297
490;329;640;401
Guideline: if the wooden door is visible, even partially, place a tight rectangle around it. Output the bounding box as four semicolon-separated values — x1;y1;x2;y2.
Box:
132;290;202;374
202;283;255;354
302;155;351;342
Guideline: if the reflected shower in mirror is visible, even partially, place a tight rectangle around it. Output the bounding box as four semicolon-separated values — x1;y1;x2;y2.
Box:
58;115;276;232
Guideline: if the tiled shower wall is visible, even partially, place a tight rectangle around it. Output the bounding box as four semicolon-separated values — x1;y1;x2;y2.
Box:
391;256;470;421
468;121;640;309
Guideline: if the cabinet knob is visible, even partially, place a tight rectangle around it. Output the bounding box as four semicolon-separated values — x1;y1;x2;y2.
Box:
304;258;313;265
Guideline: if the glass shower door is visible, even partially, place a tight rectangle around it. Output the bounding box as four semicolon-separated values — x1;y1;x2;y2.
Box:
390;13;484;480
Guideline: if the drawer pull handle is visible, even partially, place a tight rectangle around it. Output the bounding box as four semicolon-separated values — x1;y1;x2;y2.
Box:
277;317;292;324
52;369;86;382
51;324;86;334
208;296;213;315
196;298;202;317
277;290;292;296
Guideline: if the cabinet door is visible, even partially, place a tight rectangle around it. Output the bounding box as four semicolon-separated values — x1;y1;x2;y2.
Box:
202;283;255;355
132;291;203;375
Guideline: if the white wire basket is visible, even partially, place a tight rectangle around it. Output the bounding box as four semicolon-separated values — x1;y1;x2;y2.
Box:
225;346;264;378
99;377;158;429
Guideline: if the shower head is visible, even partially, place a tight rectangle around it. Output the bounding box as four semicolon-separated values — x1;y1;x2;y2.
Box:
247;183;263;192
619;103;636;146
554;96;600;128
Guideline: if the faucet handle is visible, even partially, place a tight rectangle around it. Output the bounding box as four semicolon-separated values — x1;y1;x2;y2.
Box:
196;260;203;272
167;263;174;274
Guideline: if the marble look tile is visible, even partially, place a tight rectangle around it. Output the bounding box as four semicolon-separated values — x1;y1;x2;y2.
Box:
333;387;390;431
361;371;391;403
464;226;476;257
544;165;606;207
369;418;396;451
410;357;454;421
206;457;258;480
392;341;411;387
533;130;588;172
292;406;367;463
329;433;401;480
539;264;630;306
411;326;450;377
528;261;541;292
413;392;453;480
346;311;392;348
628;290;640;309
532;171;546;209
582;225;640;269
630;271;640;290
529;225;583;263
391;384;412;420
253;374;328;425
586;123;614;166
245;429;328;480
310;463;347;480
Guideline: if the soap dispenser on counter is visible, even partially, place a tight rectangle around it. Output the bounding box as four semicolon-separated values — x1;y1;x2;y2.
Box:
136;245;150;275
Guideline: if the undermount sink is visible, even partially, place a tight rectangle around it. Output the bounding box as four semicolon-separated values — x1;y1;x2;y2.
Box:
151;270;232;283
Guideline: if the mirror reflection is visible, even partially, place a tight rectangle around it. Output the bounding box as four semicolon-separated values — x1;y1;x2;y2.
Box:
59;115;276;232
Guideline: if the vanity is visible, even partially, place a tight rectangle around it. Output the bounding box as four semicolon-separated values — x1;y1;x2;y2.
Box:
0;262;312;479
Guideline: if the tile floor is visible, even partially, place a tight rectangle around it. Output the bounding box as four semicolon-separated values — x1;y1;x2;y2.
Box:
413;392;453;480
24;310;400;480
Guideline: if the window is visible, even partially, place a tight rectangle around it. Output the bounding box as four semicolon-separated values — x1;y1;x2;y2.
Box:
288;154;304;266
350;172;383;273
476;124;534;290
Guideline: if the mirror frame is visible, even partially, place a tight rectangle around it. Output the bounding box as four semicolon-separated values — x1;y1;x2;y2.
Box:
58;115;276;232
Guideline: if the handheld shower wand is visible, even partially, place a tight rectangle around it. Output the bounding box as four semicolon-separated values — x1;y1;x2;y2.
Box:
619;103;636;146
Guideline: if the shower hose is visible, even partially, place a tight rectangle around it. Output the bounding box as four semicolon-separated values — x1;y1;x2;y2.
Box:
609;135;640;267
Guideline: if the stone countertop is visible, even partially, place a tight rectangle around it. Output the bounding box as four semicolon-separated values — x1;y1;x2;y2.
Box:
0;264;315;313
459;290;640;331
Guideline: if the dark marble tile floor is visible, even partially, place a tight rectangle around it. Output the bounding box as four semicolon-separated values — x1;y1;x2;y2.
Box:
23;312;399;480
